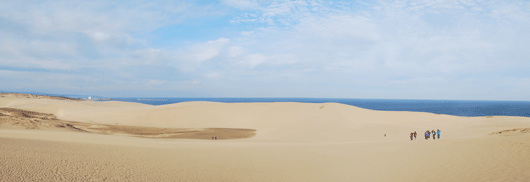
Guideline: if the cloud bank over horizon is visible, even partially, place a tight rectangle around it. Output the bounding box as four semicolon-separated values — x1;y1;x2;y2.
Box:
1;0;529;100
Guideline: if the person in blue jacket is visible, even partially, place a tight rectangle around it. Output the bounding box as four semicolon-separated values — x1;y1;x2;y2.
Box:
437;129;441;139
425;130;430;140
432;130;436;139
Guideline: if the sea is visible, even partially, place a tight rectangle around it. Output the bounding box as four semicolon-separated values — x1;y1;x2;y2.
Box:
105;98;530;118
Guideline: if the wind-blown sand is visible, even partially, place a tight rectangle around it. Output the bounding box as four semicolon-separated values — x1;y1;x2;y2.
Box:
1;93;530;181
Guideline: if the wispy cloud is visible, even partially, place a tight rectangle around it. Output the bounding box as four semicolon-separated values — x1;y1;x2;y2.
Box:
0;0;219;71
1;0;529;99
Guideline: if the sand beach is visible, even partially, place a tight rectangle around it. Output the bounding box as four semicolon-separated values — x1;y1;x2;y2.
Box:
1;93;530;181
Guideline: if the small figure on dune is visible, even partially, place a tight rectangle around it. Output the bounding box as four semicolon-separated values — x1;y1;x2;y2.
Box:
437;129;441;139
432;130;436;140
215;136;217;140
384;134;386;137
410;132;413;141
212;137;214;140
425;130;430;140
414;131;417;140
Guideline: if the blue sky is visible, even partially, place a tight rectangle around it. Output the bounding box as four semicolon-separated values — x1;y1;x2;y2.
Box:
1;0;529;100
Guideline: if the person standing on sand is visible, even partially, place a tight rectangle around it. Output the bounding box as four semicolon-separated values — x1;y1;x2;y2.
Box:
410;132;413;141
414;131;417;140
437;129;441;139
425;130;430;140
432;130;436;139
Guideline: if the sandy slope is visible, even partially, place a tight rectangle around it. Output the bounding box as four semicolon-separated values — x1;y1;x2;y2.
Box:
1;94;530;181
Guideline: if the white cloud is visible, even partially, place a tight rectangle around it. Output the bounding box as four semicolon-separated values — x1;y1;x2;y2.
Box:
0;70;88;90
180;38;230;63
193;38;230;62
295;15;381;42
205;72;221;79
92;32;110;41
227;52;298;68
205;0;530;99
172;38;230;72
0;38;75;70
222;0;260;10
245;54;267;68
114;48;166;67
1;0;530;99
266;54;298;66
240;31;254;37
147;79;166;86
0;0;219;71
227;46;245;57
229;0;322;25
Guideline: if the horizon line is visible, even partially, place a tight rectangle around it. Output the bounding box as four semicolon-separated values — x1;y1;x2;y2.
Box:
1;91;529;102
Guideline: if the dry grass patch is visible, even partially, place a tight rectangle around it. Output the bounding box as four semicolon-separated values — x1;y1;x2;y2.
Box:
490;128;530;135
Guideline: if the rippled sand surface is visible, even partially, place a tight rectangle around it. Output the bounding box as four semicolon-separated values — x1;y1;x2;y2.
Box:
1;93;530;181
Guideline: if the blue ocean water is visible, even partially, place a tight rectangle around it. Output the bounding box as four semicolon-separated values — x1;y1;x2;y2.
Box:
107;98;530;117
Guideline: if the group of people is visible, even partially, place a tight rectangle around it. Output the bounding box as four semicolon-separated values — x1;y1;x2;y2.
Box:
409;129;441;140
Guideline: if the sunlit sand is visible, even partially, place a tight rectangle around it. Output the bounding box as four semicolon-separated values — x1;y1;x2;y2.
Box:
1;93;530;181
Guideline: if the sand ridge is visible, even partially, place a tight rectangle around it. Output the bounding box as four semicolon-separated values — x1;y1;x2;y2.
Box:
3;96;530;143
0;93;84;101
2;96;530;181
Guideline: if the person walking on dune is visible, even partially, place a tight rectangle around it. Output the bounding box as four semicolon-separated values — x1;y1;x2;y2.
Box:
432;130;436;139
437;129;441;139
413;131;417;140
410;132;413;141
425;130;430;140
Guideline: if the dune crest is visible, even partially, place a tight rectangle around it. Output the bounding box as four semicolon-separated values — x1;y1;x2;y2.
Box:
2;96;530;181
2;95;530;143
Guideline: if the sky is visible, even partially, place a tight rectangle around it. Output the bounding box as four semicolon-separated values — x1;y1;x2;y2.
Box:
0;0;529;100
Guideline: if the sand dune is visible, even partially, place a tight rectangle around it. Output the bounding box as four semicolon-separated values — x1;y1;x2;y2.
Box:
0;107;255;140
2;94;529;142
1;94;530;181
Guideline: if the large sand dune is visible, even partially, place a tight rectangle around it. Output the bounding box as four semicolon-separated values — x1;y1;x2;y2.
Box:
1;93;530;181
